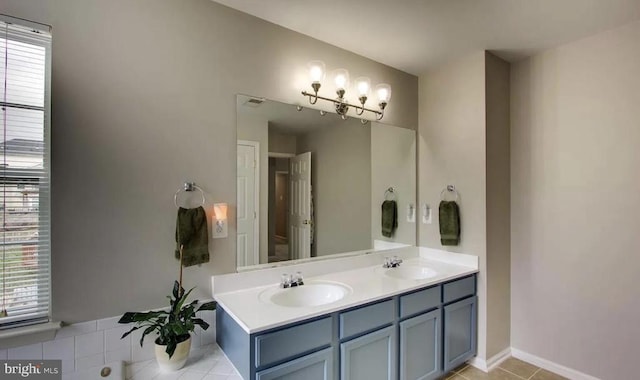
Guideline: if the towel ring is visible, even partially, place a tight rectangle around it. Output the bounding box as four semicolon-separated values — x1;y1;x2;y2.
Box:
384;187;397;201
174;182;205;208
440;185;460;202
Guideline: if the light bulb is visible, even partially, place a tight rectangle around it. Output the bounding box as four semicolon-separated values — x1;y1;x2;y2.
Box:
213;203;227;221
355;77;371;97
375;83;392;104
307;60;325;84
333;68;350;91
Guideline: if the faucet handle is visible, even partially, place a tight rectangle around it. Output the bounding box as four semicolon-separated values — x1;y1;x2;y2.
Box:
383;256;402;268
294;271;304;286
281;273;292;288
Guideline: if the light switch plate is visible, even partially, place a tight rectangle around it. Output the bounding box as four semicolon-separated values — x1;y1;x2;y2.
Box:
422;204;432;224
407;203;416;223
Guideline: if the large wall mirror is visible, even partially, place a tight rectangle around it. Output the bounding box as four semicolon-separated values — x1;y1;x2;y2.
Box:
236;94;416;271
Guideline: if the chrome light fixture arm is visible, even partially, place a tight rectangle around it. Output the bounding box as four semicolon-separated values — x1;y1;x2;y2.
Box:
301;90;384;120
356;95;367;116
306;82;322;105
376;100;388;120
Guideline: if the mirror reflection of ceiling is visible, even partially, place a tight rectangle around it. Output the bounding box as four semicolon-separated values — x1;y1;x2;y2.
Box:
237;95;350;136
213;0;640;74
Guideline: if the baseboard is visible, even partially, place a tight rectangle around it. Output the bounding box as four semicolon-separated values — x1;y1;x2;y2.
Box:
467;357;488;372
468;347;511;372
511;348;601;380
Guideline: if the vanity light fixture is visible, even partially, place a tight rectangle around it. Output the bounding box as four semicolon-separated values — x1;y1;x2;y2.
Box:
301;60;391;122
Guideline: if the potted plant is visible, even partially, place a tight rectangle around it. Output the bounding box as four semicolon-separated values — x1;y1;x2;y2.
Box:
118;248;216;371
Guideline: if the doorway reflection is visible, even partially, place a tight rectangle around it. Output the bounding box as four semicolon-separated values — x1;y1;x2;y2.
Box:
269;156;291;263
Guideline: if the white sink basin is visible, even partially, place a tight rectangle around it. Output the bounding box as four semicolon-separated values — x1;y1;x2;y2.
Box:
260;281;352;308
382;265;438;280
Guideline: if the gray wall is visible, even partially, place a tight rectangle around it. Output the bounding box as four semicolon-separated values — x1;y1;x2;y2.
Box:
418;52;488;360
484;52;511;359
418;52;511;362
511;20;640;379
298;120;372;256
0;0;418;323
370;123;416;245
268;130;297;155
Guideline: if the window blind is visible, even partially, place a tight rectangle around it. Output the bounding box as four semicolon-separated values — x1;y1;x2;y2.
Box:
0;16;51;329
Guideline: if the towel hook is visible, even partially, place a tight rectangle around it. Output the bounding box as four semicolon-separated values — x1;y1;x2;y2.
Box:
384;187;397;201
174;181;205;208
440;185;460;202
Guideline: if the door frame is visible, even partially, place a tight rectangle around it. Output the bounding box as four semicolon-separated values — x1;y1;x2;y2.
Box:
268;152;295;159
238;140;260;266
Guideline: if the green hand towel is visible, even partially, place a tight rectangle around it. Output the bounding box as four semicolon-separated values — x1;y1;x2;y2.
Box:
381;200;398;238
439;201;460;246
175;206;209;267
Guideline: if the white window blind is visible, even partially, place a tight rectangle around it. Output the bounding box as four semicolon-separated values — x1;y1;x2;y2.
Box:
0;16;51;329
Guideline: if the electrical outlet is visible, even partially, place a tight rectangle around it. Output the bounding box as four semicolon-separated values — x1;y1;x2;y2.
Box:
212;219;227;238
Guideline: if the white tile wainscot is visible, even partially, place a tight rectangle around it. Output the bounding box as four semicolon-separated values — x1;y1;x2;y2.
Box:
3;308;217;379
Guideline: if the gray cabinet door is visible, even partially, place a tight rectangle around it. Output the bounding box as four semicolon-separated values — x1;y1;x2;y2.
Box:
443;296;477;372
255;347;334;380
340;325;396;380
399;309;441;380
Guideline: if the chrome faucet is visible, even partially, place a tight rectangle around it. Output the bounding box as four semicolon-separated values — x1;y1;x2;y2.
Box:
280;272;305;288
383;256;403;268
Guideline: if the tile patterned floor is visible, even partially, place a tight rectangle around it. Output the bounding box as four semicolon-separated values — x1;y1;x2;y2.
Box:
445;358;568;380
126;344;242;380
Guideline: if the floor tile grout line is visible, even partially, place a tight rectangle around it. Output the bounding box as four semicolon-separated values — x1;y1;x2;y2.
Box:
527;368;542;380
496;366;530;380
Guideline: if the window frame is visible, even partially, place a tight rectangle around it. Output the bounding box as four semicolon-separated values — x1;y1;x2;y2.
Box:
0;15;52;330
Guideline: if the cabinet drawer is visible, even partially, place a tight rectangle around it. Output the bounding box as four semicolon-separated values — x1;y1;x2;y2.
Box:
255;317;332;368
442;275;475;304
399;285;440;319
340;299;394;340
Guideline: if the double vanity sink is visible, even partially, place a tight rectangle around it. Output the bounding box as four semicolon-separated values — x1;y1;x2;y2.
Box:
214;248;479;380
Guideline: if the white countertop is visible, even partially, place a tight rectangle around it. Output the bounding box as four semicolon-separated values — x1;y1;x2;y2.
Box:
214;247;478;334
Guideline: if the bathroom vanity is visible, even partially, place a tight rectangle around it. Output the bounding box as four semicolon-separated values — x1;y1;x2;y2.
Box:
214;249;478;380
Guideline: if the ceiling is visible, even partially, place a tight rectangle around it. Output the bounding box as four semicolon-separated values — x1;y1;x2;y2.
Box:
213;0;640;75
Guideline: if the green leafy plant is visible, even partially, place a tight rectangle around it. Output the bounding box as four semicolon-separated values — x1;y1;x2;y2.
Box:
118;247;216;358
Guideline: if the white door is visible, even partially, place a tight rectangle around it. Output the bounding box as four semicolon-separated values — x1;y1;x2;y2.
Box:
289;152;312;260
237;141;259;267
